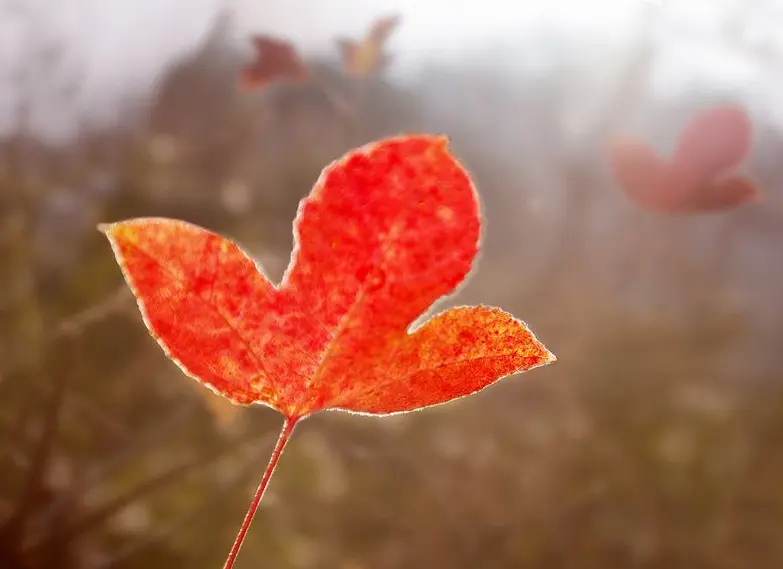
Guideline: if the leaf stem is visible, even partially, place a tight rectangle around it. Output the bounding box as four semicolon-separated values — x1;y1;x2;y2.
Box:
222;416;299;569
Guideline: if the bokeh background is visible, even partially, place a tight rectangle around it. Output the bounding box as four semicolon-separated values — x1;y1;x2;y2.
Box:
2;0;783;567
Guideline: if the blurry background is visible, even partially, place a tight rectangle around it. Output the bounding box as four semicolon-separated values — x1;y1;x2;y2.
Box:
2;0;783;567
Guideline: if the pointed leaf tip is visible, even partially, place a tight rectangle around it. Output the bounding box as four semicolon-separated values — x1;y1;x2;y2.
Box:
433;134;450;148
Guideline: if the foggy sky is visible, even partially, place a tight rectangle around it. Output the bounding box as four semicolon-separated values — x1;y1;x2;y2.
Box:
1;0;783;144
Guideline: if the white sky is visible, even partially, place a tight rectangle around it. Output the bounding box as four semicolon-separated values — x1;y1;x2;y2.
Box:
0;0;782;143
231;0;641;56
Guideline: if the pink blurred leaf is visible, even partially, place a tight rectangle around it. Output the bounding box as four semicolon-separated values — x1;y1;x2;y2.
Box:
673;104;753;189
608;104;759;213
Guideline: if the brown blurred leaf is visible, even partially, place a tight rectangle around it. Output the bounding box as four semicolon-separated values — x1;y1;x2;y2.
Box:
336;14;400;77
239;35;307;91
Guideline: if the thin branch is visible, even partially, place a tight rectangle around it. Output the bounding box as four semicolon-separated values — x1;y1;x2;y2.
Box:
36;398;199;526
0;341;76;544
55;285;132;339
24;424;267;553
94;431;276;569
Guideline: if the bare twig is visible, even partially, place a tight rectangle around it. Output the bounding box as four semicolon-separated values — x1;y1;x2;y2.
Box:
55;285;132;339
36;399;199;526
0;340;76;545
24;425;268;553
94;431;276;569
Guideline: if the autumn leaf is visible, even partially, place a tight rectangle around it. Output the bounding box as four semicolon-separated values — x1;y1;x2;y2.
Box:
608;103;759;213
608;134;674;208
239;35;307;91
100;135;553;418
673;104;753;188
99;134;554;568
336;14;400;77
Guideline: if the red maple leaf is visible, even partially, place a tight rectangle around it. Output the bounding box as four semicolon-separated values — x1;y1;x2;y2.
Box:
608;103;760;213
239;35;307;91
100;135;554;568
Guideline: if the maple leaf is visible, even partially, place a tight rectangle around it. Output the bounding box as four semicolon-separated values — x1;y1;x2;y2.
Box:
608;103;760;213
99;134;554;568
335;14;400;77
239;35;307;91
